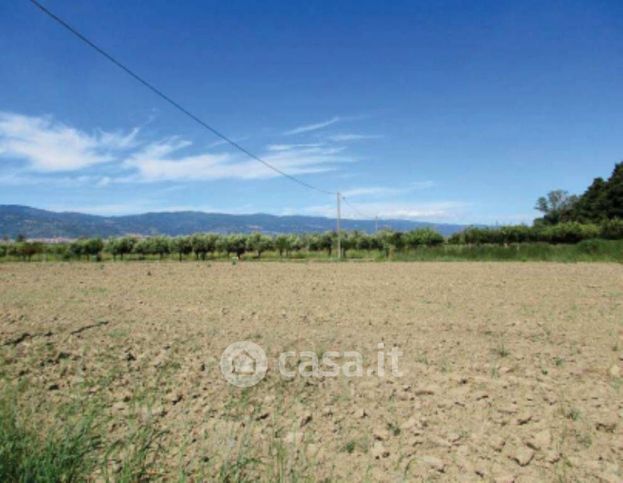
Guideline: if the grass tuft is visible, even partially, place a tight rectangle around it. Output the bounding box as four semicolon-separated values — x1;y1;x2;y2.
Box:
0;388;101;482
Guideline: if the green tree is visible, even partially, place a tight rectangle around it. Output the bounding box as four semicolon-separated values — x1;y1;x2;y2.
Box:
191;234;207;260
286;234;303;257
16;242;44;261
246;232;273;258
340;231;359;258
535;190;578;225
109;237;136;260
83;238;104;261
404;228;444;249
150;236;170;259
191;234;218;260
132;238;152;259
170;236;192;261
225;234;247;258
375;230;399;258
568;163;623;222
311;232;333;257
69;240;86;260
274;235;291;257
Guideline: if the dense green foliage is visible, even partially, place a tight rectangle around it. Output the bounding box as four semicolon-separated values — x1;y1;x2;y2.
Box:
535;163;623;224
568;162;623;222
448;221;621;245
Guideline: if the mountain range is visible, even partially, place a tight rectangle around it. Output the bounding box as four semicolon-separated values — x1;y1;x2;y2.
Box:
0;205;467;239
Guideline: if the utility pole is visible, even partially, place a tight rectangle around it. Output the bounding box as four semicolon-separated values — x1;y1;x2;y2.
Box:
336;192;341;259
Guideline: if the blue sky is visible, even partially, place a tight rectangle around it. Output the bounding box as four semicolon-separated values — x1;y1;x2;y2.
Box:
1;0;622;224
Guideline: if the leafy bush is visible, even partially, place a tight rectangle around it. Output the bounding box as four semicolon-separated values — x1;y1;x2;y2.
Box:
576;239;606;254
539;222;600;244
600;218;623;240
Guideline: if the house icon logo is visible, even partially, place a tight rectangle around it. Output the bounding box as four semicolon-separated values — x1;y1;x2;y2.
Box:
220;341;267;387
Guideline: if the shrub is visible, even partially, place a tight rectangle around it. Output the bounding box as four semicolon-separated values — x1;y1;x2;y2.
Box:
600;219;623;240
576;239;605;254
539;222;600;244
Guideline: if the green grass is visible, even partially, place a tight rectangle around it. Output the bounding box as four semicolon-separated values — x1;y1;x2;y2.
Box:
0;389;102;482
0;383;165;483
389;240;623;262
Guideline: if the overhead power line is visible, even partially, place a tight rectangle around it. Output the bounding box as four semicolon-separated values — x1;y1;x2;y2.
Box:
28;0;335;196
341;195;378;221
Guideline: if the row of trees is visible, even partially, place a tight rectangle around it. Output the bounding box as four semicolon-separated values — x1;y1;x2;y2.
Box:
0;228;445;261
3;220;623;261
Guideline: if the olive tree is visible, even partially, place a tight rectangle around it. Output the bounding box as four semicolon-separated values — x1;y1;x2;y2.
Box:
247;232;273;258
106;237;136;260
83;238;104;261
404;229;444;249
309;232;333;257
227;234;248;258
274;234;291;257
132;238;152;259
286;234;303;257
12;242;43;261
375;230;396;258
191;234;218;260
170;236;192;261
69;240;86;260
150;236;170;259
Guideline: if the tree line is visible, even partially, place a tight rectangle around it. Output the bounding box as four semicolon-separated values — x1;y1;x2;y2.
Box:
2;220;623;262
0;229;444;261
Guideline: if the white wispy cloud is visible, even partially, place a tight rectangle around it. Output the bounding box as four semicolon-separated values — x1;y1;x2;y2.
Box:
283;116;341;135
341;181;435;198
0;173;102;187
326;133;382;142
0;112;354;184
124;139;351;182
301;201;468;222
0;112;138;172
266;143;324;152
341;186;401;198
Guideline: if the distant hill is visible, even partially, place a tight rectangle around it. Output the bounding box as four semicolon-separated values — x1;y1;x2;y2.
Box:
0;205;467;239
